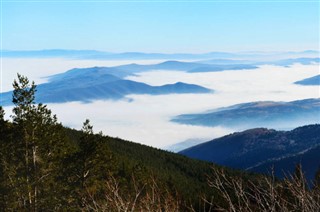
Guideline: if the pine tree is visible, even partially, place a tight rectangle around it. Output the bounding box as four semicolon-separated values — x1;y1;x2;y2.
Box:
4;74;75;211
71;119;113;208
0;106;4;121
0;106;9;209
79;119;95;191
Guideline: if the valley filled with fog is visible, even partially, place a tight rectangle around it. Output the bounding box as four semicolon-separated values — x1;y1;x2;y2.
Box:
2;57;319;150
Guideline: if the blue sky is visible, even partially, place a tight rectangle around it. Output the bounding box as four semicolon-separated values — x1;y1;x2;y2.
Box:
1;1;319;53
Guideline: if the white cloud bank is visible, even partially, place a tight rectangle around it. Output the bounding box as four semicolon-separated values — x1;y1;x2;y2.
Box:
2;58;319;149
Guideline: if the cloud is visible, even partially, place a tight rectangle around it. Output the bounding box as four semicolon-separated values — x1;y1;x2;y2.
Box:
53;100;232;148
2;59;319;149
126;64;320;109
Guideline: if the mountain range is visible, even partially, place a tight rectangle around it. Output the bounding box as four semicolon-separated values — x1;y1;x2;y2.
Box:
3;49;319;61
0;66;212;105
112;60;257;75
179;124;320;183
1;60;262;105
1;49;236;60
172;98;320;129
199;57;320;66
257;57;320;66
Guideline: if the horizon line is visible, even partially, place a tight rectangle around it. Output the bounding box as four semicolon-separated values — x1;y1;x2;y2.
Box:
1;49;319;54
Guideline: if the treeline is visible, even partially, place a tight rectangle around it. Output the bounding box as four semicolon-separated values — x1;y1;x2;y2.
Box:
0;74;221;211
0;74;319;211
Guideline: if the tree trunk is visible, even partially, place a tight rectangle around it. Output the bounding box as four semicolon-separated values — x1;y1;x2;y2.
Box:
33;146;37;212
24;128;32;210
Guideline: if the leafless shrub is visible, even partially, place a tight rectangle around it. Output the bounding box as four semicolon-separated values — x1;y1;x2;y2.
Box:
83;175;182;212
82;165;320;212
207;166;320;212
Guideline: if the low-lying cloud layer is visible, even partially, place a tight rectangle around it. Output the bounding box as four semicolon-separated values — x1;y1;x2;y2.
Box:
2;58;319;149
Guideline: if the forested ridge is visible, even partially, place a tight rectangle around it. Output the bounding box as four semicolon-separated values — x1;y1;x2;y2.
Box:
0;74;241;211
0;74;319;211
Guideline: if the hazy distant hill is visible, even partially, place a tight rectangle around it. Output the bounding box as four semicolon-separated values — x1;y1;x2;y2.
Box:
116;60;257;74
258;57;320;66
0;66;212;105
199;57;320;66
3;49;319;61
1;50;236;60
1;49;111;59
172;98;320;129
1;59;261;105
1;80;211;105
165;138;207;153
179;124;320;182
295;75;320;85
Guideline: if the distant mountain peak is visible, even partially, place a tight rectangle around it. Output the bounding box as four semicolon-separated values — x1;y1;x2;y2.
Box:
0;66;212;105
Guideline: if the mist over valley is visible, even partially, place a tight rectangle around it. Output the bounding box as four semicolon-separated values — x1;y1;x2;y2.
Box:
1;52;319;149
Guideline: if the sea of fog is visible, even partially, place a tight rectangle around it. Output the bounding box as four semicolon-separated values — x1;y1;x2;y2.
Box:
2;58;319;150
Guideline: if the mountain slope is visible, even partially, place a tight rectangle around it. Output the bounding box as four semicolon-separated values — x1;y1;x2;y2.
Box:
1;80;211;105
295;74;320;85
250;145;320;182
0;66;212;105
64;127;260;210
0;60;258;105
179;124;320;182
172;98;320;129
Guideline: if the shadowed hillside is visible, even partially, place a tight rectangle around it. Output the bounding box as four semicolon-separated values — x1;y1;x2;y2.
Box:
180;124;320;183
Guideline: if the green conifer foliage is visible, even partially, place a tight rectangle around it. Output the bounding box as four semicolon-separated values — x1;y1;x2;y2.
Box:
69;119;113;208
1;74;74;211
0;106;10;209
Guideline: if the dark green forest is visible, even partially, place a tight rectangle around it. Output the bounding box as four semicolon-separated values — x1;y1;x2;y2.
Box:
0;74;319;211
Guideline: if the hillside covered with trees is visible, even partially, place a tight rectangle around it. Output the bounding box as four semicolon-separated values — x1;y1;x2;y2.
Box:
0;74;319;211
